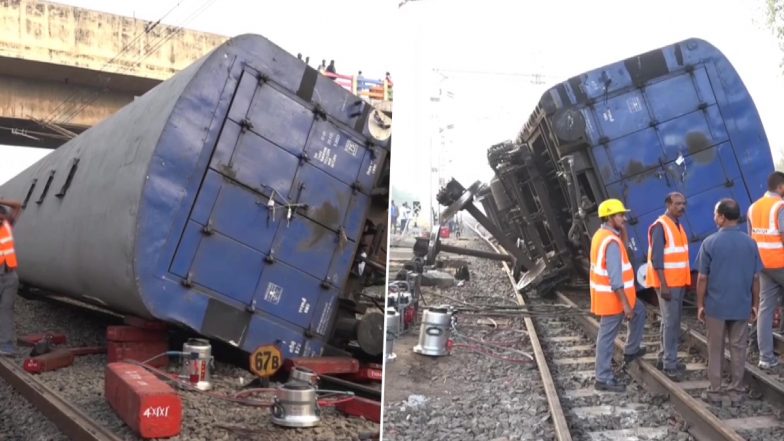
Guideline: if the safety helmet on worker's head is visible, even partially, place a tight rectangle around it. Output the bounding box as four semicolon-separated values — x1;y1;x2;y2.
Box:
598;199;629;218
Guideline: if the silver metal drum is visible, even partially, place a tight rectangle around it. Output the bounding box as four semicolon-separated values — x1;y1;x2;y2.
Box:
271;384;321;428
386;307;399;363
271;367;321;428
181;338;212;391
413;306;452;356
289;366;318;385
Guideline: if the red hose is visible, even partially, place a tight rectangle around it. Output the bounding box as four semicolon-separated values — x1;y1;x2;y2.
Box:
123;359;274;407
318;396;357;407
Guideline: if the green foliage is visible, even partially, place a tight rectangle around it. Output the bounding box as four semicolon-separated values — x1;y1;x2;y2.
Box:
769;0;784;70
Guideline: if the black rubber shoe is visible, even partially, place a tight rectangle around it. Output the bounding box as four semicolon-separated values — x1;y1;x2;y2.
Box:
624;347;647;363
663;368;683;382
594;378;626;393
657;358;686;371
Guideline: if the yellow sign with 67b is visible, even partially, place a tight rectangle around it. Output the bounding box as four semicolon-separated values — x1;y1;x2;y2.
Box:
249;344;283;378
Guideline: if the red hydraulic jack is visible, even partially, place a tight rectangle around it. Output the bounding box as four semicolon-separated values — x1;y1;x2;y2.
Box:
19;331;105;374
23;346;105;374
341;363;383;383
334;396;381;424
284;357;382;383
17;332;67;347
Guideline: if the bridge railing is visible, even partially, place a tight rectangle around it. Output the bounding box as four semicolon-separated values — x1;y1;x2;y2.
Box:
322;72;393;102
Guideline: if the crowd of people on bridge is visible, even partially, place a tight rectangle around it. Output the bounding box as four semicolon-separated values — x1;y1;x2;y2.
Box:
590;171;784;404
296;53;392;94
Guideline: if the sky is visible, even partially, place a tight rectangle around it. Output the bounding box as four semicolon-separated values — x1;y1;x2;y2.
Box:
1;0;783;218
391;0;784;221
0;0;397;183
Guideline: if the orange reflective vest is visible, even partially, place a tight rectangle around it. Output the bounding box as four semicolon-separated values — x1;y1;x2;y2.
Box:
645;215;691;288
749;194;784;269
589;228;636;316
0;221;17;269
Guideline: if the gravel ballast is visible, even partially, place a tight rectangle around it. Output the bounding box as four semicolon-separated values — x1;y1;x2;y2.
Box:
1;294;379;440
383;234;554;441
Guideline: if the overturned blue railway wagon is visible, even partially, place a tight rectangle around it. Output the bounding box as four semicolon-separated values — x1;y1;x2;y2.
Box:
479;38;772;292
0;34;391;357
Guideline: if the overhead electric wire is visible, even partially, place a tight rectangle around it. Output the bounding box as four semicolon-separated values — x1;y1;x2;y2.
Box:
43;0;189;125
57;0;219;126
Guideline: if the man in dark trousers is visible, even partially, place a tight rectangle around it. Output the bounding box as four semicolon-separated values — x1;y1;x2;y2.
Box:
589;199;647;392
697;198;761;404
748;171;784;369
646;192;690;381
390;200;399;234
0;199;22;356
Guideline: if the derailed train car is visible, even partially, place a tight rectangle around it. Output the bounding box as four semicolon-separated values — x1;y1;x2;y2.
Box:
448;38;772;294
0;34;391;358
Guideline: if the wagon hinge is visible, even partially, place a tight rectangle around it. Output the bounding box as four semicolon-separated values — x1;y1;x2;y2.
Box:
201;218;215;235
246;298;257;313
180;272;193;288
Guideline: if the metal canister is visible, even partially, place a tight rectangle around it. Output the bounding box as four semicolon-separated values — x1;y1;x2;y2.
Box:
398;291;412;333
413;306;452;357
289;366;318;385
181;338;212;391
271;367;320;427
386;307;399;363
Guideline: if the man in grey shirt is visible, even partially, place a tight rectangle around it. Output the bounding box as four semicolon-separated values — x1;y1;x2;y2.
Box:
648;192;689;381
697;198;761;403
591;199;647;393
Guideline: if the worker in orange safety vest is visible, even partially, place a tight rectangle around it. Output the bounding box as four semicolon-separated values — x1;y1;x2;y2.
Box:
646;192;690;381
590;199;646;392
0;199;22;356
748;171;784;370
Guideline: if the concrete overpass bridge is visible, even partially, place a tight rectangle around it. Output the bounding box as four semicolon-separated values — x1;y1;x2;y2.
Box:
0;1;392;150
0;0;228;148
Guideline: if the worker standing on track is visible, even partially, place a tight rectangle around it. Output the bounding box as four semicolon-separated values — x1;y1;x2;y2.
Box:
590;199;647;392
749;171;784;370
696;198;761;403
0;199;22;356
390;200;399;235
646;192;690;381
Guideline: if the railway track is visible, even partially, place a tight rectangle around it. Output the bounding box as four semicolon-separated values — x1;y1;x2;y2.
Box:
0;357;121;441
470;223;784;441
0;294;380;441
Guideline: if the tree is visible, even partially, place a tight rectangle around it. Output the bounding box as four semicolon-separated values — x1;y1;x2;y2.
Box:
767;0;784;70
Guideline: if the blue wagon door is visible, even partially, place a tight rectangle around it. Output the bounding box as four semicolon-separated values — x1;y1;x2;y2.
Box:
169;69;379;355
595;65;750;268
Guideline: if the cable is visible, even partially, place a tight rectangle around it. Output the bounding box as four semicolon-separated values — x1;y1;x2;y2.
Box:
43;0;189;124
451;343;534;365
141;350;184;364
123;359;273;407
56;0;218;125
452;326;534;361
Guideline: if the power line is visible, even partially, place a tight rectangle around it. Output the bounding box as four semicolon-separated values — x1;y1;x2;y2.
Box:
56;0;218;127
43;0;190;126
434;68;560;79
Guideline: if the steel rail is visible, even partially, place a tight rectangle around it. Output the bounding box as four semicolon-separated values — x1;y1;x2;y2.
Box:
0;357;123;441
553;290;744;441
468;224;572;441
642;302;784;408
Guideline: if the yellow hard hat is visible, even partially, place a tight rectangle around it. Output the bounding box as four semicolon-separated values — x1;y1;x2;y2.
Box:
598;199;630;218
